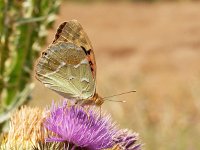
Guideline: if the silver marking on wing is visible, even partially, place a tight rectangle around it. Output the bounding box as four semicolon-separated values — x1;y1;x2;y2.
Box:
74;58;88;68
46;62;66;76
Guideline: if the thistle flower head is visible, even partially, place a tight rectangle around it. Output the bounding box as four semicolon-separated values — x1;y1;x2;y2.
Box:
113;130;141;150
0;101;142;150
0;106;46;149
44;101;117;149
44;101;141;150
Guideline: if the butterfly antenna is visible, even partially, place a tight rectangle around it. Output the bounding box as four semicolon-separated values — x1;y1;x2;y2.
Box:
104;99;126;103
102;90;136;99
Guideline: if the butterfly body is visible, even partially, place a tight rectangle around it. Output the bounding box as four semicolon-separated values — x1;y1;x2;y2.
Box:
35;20;103;106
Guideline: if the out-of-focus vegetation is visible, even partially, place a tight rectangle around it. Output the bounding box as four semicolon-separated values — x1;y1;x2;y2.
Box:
65;0;200;2
0;0;61;133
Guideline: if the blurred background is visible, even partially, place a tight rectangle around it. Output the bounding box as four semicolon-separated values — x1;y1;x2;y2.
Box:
1;0;200;149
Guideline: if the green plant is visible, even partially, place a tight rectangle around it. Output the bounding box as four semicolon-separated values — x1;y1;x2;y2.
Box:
0;0;61;133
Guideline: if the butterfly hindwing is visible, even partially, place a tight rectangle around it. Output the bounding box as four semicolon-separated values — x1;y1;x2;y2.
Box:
35;42;95;101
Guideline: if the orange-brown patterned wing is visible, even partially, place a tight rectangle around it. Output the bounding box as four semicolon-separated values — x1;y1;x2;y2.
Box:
53;20;96;79
35;20;97;104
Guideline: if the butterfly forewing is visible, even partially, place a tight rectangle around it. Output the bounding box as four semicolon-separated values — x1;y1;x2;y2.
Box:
53;20;96;79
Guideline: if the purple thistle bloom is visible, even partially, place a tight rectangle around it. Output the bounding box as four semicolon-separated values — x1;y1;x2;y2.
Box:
113;130;141;150
44;101;141;150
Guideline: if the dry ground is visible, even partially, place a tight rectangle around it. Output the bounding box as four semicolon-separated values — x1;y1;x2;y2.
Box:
31;2;200;150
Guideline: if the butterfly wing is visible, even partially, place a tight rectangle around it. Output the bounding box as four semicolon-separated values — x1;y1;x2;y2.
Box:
35;20;97;102
53;20;96;79
35;42;95;100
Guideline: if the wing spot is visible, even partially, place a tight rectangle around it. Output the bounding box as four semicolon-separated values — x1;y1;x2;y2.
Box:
57;28;62;33
89;61;93;65
53;22;67;43
59;22;67;28
42;52;47;56
87;49;91;55
81;46;91;55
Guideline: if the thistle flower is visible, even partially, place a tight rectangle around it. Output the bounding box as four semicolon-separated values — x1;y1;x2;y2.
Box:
113;130;141;150
0;106;46;149
44;101;141;150
32;141;65;150
0;101;142;150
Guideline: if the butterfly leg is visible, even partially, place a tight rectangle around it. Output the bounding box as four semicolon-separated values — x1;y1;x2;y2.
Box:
83;105;91;120
100;106;102;118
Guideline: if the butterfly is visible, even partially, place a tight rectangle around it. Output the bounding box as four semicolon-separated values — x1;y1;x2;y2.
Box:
35;20;104;106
